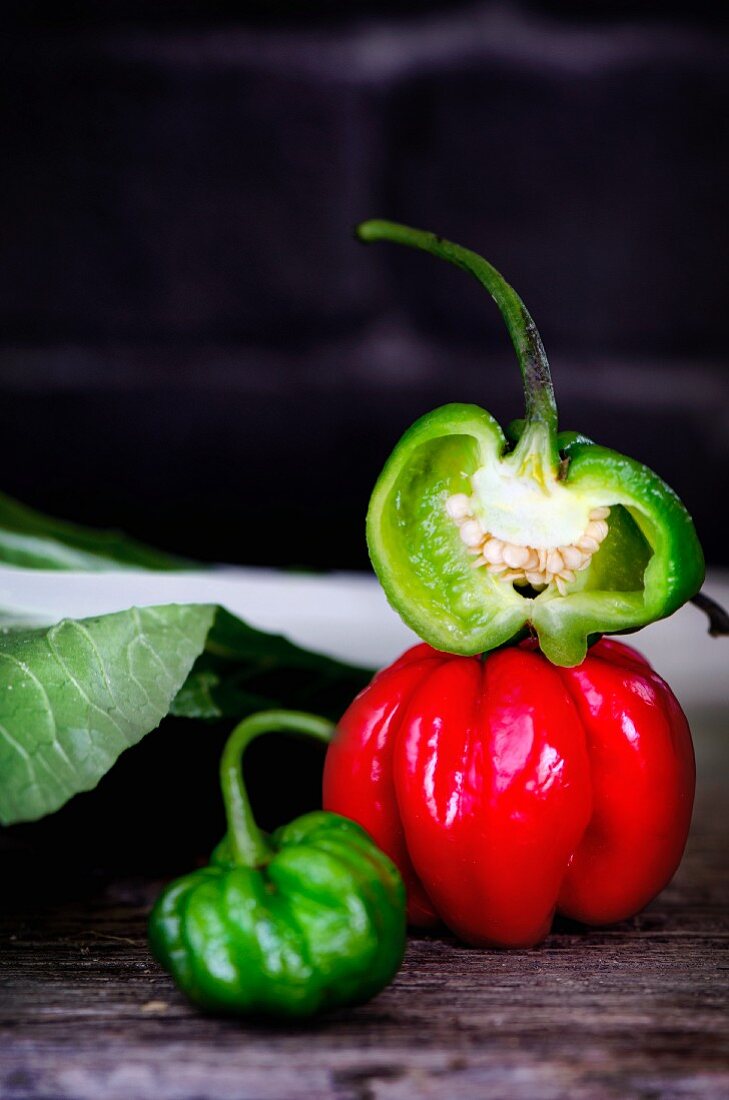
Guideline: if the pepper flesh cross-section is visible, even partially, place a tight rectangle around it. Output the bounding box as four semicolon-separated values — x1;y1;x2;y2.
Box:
359;219;704;667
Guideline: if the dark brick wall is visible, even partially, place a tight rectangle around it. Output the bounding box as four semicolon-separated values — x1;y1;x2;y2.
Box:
1;4;727;566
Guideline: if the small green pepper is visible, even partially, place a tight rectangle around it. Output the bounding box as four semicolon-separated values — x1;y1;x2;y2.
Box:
148;710;406;1018
360;219;705;667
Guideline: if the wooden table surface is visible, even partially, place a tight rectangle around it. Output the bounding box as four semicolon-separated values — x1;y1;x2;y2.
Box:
2;691;728;1100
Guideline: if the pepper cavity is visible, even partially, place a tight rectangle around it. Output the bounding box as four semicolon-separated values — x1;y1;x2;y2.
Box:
446;492;610;596
360;219;704;665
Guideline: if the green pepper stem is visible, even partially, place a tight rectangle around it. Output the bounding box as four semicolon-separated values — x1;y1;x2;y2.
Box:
220;710;335;868
691;592;729;638
357;219;559;467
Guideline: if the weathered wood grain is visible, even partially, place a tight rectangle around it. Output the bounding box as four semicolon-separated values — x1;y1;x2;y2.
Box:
1;706;728;1100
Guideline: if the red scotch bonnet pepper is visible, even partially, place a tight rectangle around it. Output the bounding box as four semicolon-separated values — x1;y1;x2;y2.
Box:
323;637;694;947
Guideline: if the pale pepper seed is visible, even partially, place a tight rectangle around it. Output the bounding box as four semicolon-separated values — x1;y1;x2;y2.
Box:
445;492;611;595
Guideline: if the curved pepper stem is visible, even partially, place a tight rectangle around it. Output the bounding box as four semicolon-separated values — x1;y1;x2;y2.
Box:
691;592;729;638
357;219;560;470
220;710;335;868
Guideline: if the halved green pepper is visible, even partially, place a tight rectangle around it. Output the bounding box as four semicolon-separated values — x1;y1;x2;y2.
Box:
360;219;704;667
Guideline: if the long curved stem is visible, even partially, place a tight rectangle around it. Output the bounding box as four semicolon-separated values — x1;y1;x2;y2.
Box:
219;710;335;868
357;219;559;462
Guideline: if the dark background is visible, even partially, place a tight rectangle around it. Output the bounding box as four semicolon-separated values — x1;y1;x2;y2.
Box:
1;1;728;571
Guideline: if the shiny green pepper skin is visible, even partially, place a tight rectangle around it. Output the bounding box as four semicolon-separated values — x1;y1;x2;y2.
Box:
148;713;406;1019
359;220;705;667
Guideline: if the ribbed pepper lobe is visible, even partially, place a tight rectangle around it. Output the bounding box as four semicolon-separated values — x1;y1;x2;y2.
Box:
149;811;406;1018
324;639;695;948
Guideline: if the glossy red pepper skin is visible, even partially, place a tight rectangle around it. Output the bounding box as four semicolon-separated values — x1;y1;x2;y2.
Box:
323;638;694;947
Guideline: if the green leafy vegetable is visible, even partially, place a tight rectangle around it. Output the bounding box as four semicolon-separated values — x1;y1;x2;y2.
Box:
0;604;371;825
0;490;190;571
0;493;373;826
